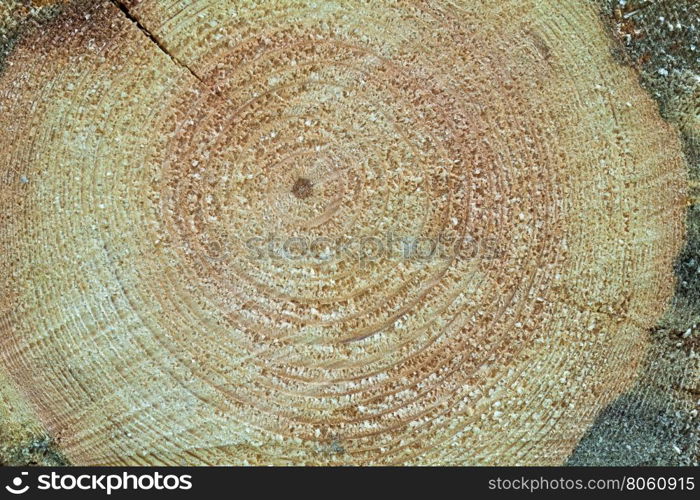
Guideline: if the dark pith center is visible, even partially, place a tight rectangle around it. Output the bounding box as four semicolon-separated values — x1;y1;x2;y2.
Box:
291;177;314;199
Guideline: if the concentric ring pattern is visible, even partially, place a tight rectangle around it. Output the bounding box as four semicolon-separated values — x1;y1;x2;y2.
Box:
0;0;688;465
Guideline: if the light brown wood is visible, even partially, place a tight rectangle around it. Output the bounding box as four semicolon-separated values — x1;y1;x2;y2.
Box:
0;0;688;465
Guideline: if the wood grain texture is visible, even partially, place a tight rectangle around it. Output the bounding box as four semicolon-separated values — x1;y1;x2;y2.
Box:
566;0;699;466
0;0;688;465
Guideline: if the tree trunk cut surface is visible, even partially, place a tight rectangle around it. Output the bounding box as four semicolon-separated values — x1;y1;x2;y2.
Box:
0;0;689;465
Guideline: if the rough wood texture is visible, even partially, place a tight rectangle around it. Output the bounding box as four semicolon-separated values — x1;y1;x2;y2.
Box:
0;0;689;465
569;0;699;466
